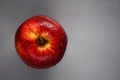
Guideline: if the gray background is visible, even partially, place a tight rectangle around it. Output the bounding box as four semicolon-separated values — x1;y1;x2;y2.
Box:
0;0;120;80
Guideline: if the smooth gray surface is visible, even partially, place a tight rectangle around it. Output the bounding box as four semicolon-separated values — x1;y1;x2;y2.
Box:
0;0;120;80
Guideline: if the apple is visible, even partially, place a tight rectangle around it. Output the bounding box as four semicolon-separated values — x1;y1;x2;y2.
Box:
15;15;68;69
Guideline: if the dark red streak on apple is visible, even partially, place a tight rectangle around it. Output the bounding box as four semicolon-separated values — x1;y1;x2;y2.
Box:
15;15;67;69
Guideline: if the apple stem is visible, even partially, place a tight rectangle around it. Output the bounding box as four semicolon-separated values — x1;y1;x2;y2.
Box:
36;36;49;47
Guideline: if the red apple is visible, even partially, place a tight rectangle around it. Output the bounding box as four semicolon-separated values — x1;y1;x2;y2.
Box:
15;15;67;69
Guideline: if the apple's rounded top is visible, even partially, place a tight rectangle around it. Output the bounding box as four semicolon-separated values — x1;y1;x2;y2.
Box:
15;15;68;69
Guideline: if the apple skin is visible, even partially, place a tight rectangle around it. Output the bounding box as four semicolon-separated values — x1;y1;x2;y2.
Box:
15;15;67;69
